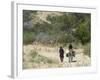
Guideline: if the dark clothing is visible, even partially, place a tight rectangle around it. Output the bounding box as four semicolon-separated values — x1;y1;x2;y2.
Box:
69;44;73;49
60;57;63;62
59;48;64;62
60;53;64;58
59;48;64;57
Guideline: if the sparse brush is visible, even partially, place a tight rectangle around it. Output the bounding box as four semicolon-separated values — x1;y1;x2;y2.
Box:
29;50;58;64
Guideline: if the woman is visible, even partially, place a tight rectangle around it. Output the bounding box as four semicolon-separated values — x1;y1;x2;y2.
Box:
59;47;64;62
67;44;75;62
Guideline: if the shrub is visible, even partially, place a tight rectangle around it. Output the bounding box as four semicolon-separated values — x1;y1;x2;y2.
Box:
83;43;91;57
23;31;35;45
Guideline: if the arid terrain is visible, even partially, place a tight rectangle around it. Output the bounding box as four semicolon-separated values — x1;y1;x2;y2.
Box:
23;44;91;69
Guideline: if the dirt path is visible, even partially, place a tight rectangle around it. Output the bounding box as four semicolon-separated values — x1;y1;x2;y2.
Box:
23;44;91;69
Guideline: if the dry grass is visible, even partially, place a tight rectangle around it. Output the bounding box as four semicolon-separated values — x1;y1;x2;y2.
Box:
23;44;91;69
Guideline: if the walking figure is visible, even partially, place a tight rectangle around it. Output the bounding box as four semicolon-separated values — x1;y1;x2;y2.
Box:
59;46;64;62
66;44;75;62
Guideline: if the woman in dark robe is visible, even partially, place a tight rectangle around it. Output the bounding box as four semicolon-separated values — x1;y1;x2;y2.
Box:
59;47;64;62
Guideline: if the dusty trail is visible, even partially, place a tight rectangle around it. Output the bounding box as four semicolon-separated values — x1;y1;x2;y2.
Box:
23;44;91;69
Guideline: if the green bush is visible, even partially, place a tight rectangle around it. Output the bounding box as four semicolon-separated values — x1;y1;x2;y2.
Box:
23;31;35;45
30;50;38;58
83;43;91;57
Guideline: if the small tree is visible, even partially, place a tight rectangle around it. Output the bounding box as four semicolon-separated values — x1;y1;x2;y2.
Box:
75;21;90;45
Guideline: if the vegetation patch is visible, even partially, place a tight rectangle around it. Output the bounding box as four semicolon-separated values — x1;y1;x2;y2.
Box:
30;50;59;64
83;43;91;57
